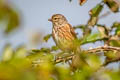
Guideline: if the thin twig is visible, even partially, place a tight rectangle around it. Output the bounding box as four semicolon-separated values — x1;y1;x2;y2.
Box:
54;54;74;64
87;46;120;53
102;58;120;66
99;11;111;19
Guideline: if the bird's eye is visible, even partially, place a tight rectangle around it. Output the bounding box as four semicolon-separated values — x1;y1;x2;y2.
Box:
54;18;58;20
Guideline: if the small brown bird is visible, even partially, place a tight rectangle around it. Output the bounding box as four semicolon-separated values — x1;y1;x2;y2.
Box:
49;14;87;69
48;14;77;52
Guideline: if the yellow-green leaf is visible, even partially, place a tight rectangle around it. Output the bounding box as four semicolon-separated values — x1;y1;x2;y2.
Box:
14;45;27;58
51;46;59;51
2;44;14;61
110;40;120;47
43;34;52;42
112;22;120;28
0;2;20;34
112;22;120;36
97;24;108;38
89;4;103;17
5;9;19;34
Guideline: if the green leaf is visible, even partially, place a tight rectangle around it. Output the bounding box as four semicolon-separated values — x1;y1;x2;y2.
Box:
97;24;108;38
51;46;59;51
107;71;120;80
0;2;20;34
81;33;103;44
2;44;14;61
87;4;103;27
112;22;120;36
86;54;101;69
86;33;100;42
43;34;52;42
115;28;120;36
5;9;19;34
28;48;52;60
72;66;92;80
110;40;120;47
104;0;119;13
112;22;120;28
14;45;27;58
89;4;103;17
55;66;71;80
31;48;51;53
104;51;117;59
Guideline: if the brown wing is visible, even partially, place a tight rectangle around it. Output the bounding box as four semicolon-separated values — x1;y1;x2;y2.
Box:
58;23;77;40
68;23;77;39
53;23;77;42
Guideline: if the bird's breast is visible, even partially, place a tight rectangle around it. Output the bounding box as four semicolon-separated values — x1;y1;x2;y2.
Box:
52;26;75;51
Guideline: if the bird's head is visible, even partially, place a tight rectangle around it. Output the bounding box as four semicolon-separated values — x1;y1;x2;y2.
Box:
48;14;68;26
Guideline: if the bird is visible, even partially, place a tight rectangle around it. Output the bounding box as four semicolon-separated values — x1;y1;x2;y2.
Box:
48;14;78;52
48;14;88;69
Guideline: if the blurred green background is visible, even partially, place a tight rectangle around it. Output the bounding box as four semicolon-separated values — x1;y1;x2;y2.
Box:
0;0;120;80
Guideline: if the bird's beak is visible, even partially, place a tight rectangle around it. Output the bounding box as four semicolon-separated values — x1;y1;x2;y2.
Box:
48;18;52;22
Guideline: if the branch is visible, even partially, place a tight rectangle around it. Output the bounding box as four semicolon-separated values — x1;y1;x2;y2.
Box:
32;46;120;66
54;45;120;64
54;54;74;64
102;58;120;66
87;45;120;53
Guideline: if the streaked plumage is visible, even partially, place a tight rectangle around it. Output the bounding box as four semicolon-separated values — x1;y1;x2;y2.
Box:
49;14;77;52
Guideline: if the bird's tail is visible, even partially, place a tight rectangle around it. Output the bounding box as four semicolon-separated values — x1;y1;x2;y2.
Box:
71;47;88;70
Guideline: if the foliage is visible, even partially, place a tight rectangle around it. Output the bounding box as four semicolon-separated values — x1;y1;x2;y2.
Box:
0;0;20;34
0;0;120;80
